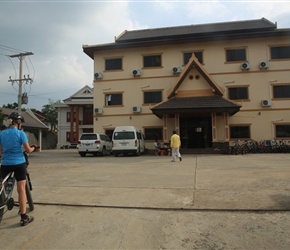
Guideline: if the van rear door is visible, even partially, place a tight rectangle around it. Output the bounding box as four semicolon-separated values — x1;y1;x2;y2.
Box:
136;131;145;153
113;131;136;148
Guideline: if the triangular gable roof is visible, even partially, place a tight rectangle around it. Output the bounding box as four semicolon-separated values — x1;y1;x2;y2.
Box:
63;85;94;102
167;54;223;99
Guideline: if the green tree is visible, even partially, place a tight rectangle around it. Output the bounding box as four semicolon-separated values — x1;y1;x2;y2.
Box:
41;99;60;134
2;102;26;112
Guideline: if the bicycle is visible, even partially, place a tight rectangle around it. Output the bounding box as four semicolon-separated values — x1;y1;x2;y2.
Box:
0;150;34;224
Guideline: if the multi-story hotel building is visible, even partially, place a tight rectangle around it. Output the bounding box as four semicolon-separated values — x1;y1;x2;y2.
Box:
82;18;290;152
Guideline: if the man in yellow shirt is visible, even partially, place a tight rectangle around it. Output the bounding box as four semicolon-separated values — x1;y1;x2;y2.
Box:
170;130;182;162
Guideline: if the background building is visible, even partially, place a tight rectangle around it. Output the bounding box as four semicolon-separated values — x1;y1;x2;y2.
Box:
0;107;49;150
54;85;94;148
83;18;290;153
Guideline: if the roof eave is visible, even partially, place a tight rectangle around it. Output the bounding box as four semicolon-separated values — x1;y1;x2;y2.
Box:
152;107;240;118
83;30;290;59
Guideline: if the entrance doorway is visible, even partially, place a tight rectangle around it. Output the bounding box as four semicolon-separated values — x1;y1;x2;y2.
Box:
180;117;212;148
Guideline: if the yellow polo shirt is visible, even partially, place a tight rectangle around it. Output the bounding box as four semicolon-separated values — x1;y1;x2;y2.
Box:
170;134;181;148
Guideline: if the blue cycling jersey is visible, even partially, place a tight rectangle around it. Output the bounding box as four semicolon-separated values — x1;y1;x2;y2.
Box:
0;127;28;165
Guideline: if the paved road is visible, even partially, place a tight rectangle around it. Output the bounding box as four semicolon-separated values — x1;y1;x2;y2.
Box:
1;150;290;249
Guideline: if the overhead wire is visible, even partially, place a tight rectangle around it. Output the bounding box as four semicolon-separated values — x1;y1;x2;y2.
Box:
6;56;18;80
0;44;27;54
29;87;82;97
0;43;34;98
23;57;33;95
0;87;16;96
0;43;82;106
27;56;35;80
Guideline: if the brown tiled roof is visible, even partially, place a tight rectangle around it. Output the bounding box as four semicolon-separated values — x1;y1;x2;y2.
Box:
83;18;290;59
1;108;48;130
151;96;241;117
116;18;276;42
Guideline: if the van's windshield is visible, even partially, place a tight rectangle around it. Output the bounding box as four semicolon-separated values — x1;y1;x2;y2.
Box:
113;131;135;140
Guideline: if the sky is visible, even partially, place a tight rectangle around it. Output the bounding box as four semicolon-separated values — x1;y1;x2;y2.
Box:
0;0;290;111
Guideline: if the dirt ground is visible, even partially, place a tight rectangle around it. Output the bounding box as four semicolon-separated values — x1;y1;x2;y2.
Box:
1;205;290;249
1;150;290;249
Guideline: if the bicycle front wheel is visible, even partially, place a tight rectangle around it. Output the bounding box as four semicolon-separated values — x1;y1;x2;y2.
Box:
25;180;34;211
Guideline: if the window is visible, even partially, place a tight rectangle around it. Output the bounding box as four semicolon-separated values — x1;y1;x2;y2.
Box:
105;58;122;70
183;51;203;64
226;48;246;62
66;112;76;122
80;134;98;140
273;85;290;98
137;131;144;140
230;125;250;139
144;127;163;140
83;128;93;133
270;46;290;60
276;124;290;138
113;131;135;140
105;93;123;106
143;55;161;67
100;134;111;142
228;87;249;100
144;91;162;104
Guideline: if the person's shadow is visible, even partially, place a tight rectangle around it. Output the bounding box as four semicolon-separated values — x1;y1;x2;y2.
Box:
271;194;290;210
0;213;20;229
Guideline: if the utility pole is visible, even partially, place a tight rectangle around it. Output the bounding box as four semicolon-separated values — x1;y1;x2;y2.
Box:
8;52;34;113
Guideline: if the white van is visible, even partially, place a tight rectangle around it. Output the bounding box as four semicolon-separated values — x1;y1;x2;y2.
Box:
112;126;145;156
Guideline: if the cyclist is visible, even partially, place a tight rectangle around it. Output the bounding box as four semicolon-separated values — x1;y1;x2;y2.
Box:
0;112;36;226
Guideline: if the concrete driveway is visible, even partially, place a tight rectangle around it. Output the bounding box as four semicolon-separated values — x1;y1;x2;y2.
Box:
29;149;290;210
1;150;290;249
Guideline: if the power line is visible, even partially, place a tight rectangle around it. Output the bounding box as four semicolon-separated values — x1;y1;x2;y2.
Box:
26;56;35;80
6;56;18;79
0;86;81;98
0;88;16;96
30;87;81;97
8;52;34;112
0;44;27;54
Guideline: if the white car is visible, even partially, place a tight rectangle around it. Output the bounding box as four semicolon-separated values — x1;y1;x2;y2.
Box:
77;133;112;157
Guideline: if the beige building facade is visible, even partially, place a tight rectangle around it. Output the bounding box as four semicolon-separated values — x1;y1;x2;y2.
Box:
83;18;290;152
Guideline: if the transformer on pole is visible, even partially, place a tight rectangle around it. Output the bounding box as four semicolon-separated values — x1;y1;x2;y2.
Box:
8;52;34;112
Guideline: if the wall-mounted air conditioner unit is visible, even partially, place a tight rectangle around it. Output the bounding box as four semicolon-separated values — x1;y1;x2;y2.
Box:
94;108;103;114
94;72;103;79
261;100;271;107
172;66;182;74
241;62;250;70
132;106;141;113
132;69;141;77
259;61;269;69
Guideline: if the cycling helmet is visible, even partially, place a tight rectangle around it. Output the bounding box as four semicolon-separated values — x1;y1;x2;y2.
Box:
8;112;25;123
